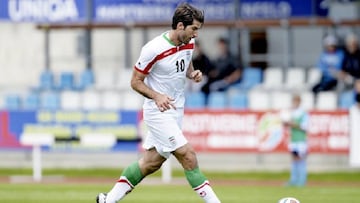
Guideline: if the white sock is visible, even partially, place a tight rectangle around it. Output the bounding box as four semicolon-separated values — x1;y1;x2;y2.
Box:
194;181;221;203
106;176;133;203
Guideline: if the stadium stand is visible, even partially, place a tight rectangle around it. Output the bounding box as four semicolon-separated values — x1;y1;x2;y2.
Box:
233;67;263;91
208;91;227;109
121;90;144;110
40;91;60;110
94;68;117;90
315;91;338;110
39;70;55;91
23;92;40;110
270;91;292;110
0;65;354;111
339;90;356;109
248;90;270;110
115;68;133;90
4;94;21;110
185;92;206;109
81;90;101;110
306;67;322;89
58;72;75;90
300;91;315;110
228;91;248;109
60;91;81;110
284;67;306;91
77;69;95;90
257;67;283;90
101;90;122;110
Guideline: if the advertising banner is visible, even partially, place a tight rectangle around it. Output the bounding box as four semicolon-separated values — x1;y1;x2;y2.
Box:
0;0;87;22
180;110;349;153
93;0;236;22
0;109;350;153
0;110;139;151
239;0;328;19
0;0;236;22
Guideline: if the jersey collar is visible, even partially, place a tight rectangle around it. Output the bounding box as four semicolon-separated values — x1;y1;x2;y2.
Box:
163;31;177;46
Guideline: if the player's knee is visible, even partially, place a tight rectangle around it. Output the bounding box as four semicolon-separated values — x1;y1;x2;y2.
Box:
174;145;198;170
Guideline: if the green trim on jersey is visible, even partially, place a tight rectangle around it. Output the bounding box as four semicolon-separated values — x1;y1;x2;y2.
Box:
291;113;307;142
163;32;176;46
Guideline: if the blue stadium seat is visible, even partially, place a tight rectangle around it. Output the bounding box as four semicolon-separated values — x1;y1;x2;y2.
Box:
229;92;248;109
185;92;205;109
39;70;54;90
23;93;40;110
208;92;227;109
236;67;263;90
77;69;94;90
40;92;60;110
339;91;355;109
58;72;75;90
5;94;21;110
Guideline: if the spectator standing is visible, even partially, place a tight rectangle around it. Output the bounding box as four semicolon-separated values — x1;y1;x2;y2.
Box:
282;94;310;187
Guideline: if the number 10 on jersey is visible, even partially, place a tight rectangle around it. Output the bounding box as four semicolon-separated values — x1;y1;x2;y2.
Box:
176;59;185;72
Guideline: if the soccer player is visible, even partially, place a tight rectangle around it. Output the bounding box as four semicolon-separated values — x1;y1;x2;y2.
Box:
96;3;221;203
283;94;309;187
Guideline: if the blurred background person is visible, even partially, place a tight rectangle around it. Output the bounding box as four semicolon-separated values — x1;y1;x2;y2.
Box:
282;94;309;187
355;80;360;108
312;35;344;94
189;40;214;92
193;40;213;78
339;33;360;104
201;37;243;105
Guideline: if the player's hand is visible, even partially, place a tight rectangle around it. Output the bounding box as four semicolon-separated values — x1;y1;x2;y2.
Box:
154;93;176;112
283;121;291;127
190;70;202;82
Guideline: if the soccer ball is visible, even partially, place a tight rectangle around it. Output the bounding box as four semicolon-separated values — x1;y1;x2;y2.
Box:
278;197;300;203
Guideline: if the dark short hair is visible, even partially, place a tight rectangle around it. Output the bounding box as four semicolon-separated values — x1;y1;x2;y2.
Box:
172;3;204;29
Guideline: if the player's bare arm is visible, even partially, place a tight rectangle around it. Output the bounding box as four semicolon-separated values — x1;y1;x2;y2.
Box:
186;61;202;82
131;69;176;112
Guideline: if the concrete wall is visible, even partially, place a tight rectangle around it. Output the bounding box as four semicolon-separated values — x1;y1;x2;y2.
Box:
0;22;228;88
0;22;329;85
267;27;325;68
0;23;44;88
0;151;350;172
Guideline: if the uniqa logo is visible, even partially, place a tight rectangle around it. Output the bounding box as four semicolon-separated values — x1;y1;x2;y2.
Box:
8;0;79;22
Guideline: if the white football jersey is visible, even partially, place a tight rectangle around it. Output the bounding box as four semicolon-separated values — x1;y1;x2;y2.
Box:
134;31;194;109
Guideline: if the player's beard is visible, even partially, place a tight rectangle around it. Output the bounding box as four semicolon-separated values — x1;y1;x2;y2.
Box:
182;36;191;44
179;31;191;44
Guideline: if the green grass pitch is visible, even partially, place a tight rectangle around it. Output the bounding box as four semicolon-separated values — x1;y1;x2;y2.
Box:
0;169;359;203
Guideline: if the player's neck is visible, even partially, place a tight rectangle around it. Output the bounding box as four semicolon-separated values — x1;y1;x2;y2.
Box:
168;30;182;46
